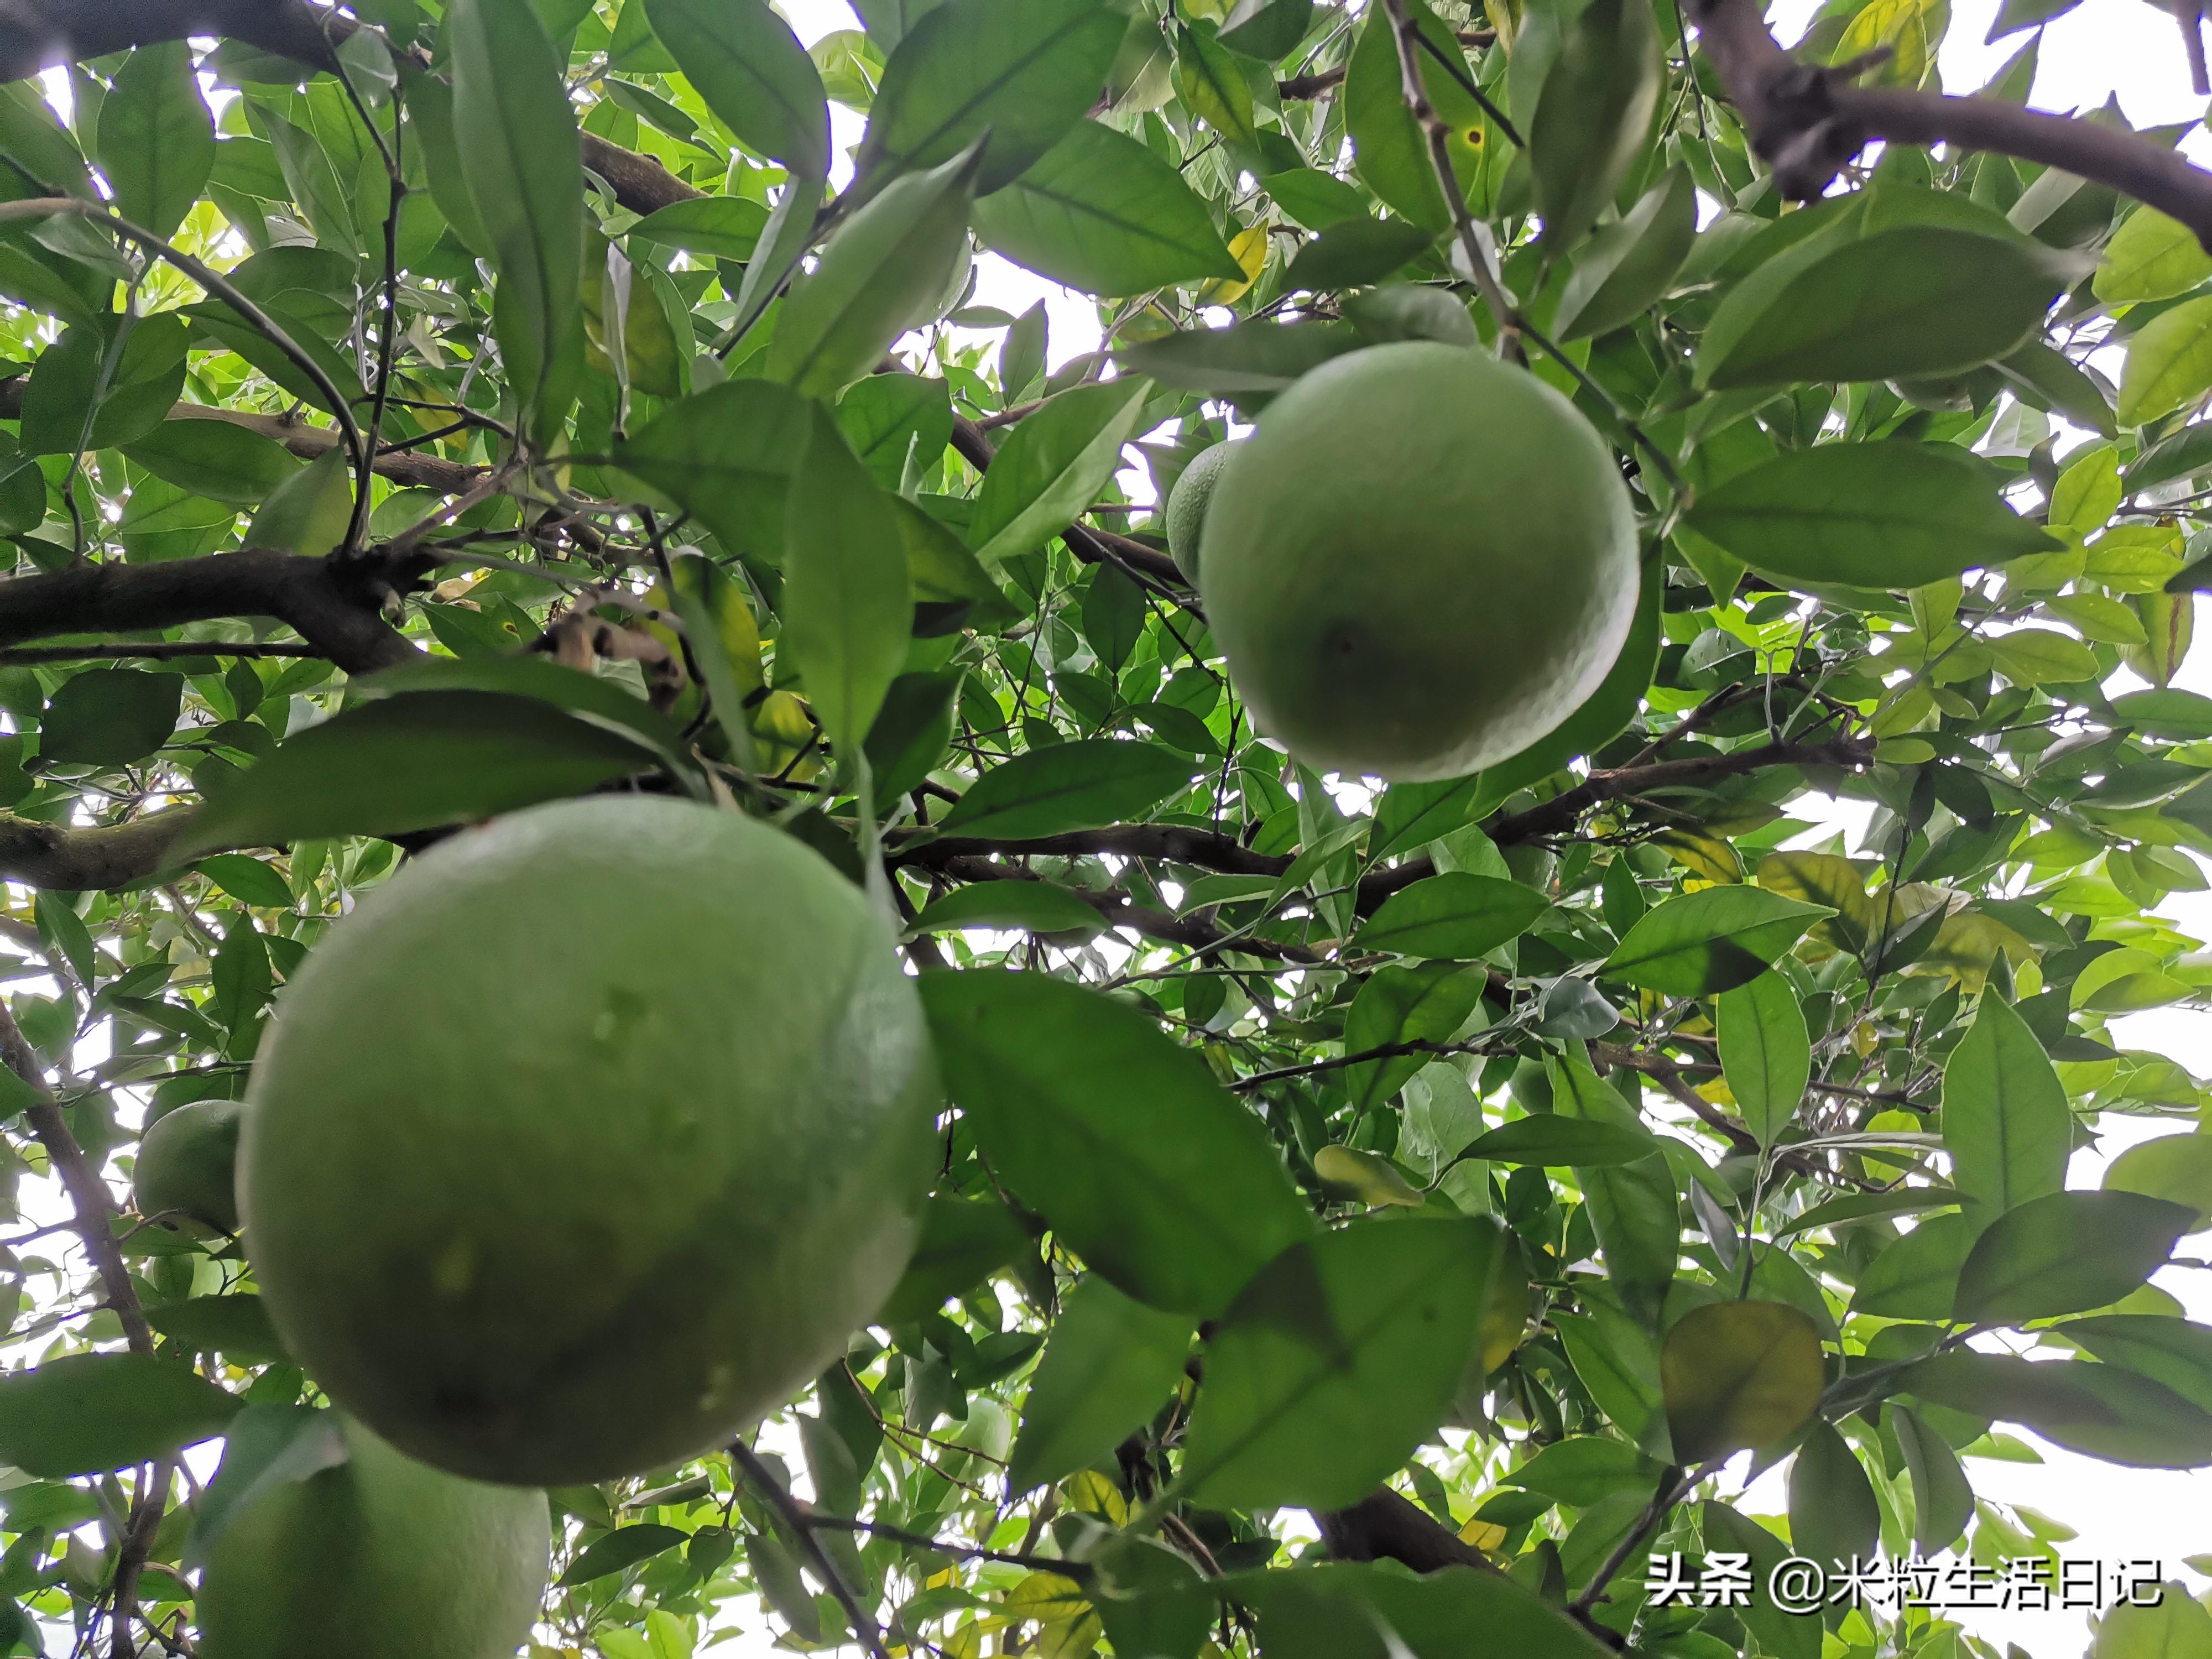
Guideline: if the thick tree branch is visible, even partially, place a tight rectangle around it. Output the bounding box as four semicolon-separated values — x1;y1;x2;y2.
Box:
1318;1488;1503;1576
1687;0;2212;247
0;548;418;675
930;853;1323;964
1486;733;1876;847
0;811;204;890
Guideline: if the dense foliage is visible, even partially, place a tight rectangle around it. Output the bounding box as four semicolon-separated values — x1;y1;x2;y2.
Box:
0;0;2206;1655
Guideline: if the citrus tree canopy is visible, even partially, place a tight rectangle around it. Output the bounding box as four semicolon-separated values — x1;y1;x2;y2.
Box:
0;0;2208;1655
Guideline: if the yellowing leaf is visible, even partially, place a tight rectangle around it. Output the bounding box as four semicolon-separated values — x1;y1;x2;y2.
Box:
1661;1299;1825;1463
1313;1144;1427;1208
1201;223;1268;305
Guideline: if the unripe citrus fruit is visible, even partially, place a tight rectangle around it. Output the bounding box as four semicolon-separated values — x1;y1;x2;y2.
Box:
1199;342;1639;781
133;1098;242;1235
196;1415;548;1659
1165;440;1236;583
241;797;937;1485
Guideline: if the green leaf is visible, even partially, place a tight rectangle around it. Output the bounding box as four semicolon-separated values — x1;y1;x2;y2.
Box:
1697;227;2070;389
643;0;830;179
1507;1437;1663;1506
2091;1584;2212;1659
1940;992;2071;1227
968;378;1150;566
171;691;659;859
559;1524;689;1587
451;0;586;440
1850;1213;1974;1319
1890;1403;1974;1551
972;120;1242;296
613;380;810;562
2104;1133;2212;1229
837;373;954;491
184;1405;349;1567
2121;295;2212;427
781;405;911;754
857;0;1125;194
936;738;1197;839
0;1354;242;1478
2060;1314;2212;1413
1008;1276;1192;1493
40;667;182;766
1530;0;1660;253
123;419;300;505
1953;1189;2194;1324
1229;1559;1613;1659
94;43;216;243
864;668;962;801
1553;1302;1666;1453
1343;0;1484;233
1550;1059;1678;1318
1460;1114;1655;1167
1900;1350;2212;1468
1787;1418;1880;1571
367;654;696;777
2097;207;2212;304
1772;1186;1965;1239
1556;164;1698;342
878;1195;1033;1323
1717;971;1809;1147
35;893;93;989
1342;962;1489;1110
627;196;772;264
1352;873;1548;960
768;144;980;397
242;446;352;556
1684;442;2058;590
1368;775;1485;862
1220;0;1314;58
1660;1299;1825;1464
193;854;296;910
1601;885;1832;995
1702;1503;1819;1659
1118;319;1358;397
1171;23;1258;150
1283;217;1436;292
1311;1145;1426;1208
1179;1217;1501;1510
907;880;1107;938
143;1295;285;1364
185;302;366;421
919;971;1314;1317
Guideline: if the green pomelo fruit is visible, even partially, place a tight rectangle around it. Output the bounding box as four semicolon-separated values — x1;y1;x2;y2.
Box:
1164;440;1236;584
133;1098;242;1235
197;1415;548;1659
242;797;938;1485
1198;342;1639;781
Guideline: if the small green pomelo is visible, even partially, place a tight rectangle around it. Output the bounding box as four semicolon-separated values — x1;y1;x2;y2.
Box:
133;1098;242;1235
1198;342;1639;781
1164;440;1237;585
241;797;937;1485
197;1416;548;1659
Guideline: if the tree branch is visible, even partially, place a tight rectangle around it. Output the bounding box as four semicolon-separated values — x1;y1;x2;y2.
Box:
0;811;206;890
1318;1487;1504;1576
0;998;153;1354
0;548;418;675
1686;0;2212;247
1486;733;1876;846
929;853;1323;964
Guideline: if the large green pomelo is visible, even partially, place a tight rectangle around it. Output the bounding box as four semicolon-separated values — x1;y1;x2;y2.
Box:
133;1098;242;1234
1198;342;1639;781
241;797;937;1485
1164;440;1236;585
197;1416;548;1659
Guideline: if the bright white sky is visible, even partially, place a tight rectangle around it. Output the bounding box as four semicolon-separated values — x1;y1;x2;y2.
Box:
749;1;2212;1653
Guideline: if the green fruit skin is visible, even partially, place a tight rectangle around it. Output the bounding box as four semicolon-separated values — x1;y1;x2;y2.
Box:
133;1098;243;1235
241;798;938;1486
1164;440;1236;585
197;1416;549;1659
1198;342;1639;781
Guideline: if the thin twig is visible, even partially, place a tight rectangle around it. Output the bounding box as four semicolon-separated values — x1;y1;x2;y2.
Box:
728;1440;891;1659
